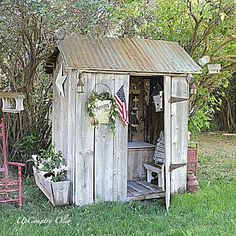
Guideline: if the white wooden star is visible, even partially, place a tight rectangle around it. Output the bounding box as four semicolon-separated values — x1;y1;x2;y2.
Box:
56;64;67;97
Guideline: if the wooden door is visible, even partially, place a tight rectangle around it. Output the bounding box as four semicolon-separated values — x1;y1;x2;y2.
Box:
164;76;189;211
170;76;189;194
75;72;129;206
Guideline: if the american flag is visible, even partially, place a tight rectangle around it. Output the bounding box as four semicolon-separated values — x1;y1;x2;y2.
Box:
115;85;129;126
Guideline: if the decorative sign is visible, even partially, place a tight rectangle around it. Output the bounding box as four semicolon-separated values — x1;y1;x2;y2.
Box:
153;91;163;112
86;88;117;134
144;79;150;105
95;100;112;124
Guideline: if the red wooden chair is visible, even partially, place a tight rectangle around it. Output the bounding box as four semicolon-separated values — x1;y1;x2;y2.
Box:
0;118;25;207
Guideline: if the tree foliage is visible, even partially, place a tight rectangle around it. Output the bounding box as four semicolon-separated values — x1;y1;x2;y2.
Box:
0;0;235;160
109;0;235;133
0;0;110;160
213;72;236;132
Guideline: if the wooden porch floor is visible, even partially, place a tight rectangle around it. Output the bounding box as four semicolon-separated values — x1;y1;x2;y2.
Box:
127;180;165;201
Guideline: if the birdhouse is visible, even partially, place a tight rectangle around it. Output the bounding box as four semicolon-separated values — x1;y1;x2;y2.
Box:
0;92;25;113
207;64;221;74
153;91;164;112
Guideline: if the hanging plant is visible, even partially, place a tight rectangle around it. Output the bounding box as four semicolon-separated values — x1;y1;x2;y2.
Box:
86;91;118;135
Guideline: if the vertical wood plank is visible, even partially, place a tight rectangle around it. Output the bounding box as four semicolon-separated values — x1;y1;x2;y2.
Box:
170;76;188;194
75;72;95;206
67;69;77;203
52;73;59;148
52;59;77;203
61;64;68;168
52;56;63;151
113;74;129;201
94;73;115;202
164;75;172;211
55;63;66;155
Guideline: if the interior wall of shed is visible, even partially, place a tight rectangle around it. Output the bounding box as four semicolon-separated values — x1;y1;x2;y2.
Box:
128;76;164;144
127;76;165;181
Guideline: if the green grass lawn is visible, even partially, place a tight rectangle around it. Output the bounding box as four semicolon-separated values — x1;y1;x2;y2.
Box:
1;134;236;236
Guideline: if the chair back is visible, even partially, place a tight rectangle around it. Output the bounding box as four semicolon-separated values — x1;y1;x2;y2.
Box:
153;131;165;165
0;118;8;177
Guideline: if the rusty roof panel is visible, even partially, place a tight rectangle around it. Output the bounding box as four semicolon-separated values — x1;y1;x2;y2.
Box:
58;35;201;74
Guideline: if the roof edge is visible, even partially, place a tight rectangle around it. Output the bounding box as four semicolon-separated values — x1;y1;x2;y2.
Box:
64;67;201;76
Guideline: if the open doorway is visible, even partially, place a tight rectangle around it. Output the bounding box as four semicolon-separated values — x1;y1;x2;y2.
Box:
127;75;165;200
128;76;164;144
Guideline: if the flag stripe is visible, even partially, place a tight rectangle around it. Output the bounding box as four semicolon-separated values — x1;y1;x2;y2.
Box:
114;85;129;126
114;96;123;110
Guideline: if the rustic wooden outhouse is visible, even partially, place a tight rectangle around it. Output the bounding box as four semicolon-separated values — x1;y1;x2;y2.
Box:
45;35;201;209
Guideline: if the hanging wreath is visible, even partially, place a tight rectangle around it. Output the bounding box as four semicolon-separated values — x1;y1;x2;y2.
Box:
86;91;118;135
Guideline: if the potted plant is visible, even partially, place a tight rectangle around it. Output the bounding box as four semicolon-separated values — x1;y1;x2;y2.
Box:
32;145;71;206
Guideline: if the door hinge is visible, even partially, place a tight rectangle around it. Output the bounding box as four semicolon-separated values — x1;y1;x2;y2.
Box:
170;163;186;171
169;96;188;104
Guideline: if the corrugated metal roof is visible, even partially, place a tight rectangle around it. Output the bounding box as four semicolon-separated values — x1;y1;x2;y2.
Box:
58;35;201;74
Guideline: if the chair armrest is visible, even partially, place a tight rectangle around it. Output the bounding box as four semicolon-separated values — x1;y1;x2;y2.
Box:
7;162;25;167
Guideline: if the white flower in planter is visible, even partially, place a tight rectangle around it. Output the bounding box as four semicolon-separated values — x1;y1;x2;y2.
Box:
38;163;44;170
52;167;62;177
32;155;38;162
32;145;71;206
60;164;69;171
33;145;69;182
45;176;53;182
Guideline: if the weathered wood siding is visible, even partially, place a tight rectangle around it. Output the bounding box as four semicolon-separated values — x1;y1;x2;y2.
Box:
52;58;76;203
164;75;188;210
94;74;115;202
75;72;129;205
164;75;172;211
52;64;188;207
75;72;95;206
127;148;154;180
113;74;129;201
66;69;77;202
170;76;188;193
52;55;63;151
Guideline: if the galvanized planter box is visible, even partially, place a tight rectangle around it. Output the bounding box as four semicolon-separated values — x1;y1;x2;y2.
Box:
33;167;71;206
